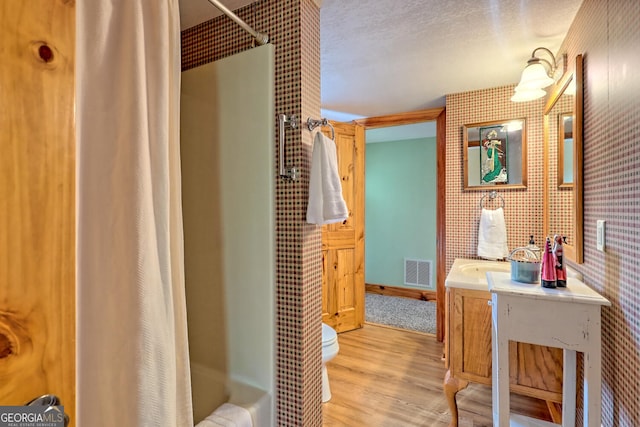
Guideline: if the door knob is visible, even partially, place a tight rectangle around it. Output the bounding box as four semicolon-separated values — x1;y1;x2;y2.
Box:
26;394;69;426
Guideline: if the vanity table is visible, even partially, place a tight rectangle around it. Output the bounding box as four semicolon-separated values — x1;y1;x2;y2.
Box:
444;259;564;427
488;272;610;427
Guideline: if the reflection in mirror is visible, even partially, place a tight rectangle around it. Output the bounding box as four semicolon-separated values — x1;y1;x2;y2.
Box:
463;119;527;189
549;101;574;255
559;113;574;186
544;54;583;263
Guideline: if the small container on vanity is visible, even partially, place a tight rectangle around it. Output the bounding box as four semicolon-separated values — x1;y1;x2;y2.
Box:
507;245;540;284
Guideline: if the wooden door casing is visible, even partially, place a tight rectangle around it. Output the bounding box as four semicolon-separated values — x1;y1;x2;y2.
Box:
321;122;365;333
355;108;446;341
0;1;76;423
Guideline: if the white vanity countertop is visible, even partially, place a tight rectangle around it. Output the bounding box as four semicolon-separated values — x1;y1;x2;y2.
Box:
487;271;610;306
445;258;510;291
446;258;583;292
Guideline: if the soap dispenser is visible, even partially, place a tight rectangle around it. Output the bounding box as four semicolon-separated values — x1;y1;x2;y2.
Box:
540;237;557;288
527;235;541;260
553;234;567;287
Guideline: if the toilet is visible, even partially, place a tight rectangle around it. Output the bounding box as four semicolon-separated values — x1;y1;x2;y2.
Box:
321;323;339;402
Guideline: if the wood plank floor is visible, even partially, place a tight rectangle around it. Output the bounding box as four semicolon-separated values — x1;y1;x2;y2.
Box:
322;324;553;427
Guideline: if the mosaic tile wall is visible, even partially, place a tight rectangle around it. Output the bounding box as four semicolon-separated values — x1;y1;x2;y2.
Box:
181;1;323;426
445;85;547;271
557;0;640;425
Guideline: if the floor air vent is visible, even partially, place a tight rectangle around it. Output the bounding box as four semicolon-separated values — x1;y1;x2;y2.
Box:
404;259;432;287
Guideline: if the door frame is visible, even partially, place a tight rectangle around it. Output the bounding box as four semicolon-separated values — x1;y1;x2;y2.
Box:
355;107;446;341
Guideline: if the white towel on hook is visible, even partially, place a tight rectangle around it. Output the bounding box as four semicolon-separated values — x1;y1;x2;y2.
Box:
477;207;509;260
307;131;349;225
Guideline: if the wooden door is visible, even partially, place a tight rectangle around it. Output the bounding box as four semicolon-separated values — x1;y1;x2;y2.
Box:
0;1;76;423
321;122;365;333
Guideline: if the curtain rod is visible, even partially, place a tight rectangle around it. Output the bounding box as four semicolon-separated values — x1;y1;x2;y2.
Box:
206;0;269;45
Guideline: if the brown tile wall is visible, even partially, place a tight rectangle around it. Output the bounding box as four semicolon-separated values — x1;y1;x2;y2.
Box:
558;0;640;425
445;85;547;271
181;1;323;426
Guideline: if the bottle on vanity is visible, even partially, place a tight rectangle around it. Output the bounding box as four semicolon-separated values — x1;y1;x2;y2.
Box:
527;235;541;261
553;235;567;287
540;237;557;288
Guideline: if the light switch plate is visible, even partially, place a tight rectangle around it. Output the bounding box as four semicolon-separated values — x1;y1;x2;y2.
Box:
597;220;606;251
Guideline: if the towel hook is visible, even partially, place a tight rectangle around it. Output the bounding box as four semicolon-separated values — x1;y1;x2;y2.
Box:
307;117;335;141
480;190;505;209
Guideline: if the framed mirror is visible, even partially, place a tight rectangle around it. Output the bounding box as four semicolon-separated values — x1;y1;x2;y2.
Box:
544;54;583;263
463;118;527;189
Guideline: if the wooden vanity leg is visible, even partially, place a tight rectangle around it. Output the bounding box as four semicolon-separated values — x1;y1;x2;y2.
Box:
546;401;563;424
443;369;469;427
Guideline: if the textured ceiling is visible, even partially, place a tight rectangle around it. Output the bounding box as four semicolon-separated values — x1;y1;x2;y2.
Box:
320;0;583;120
179;0;254;30
179;0;584;122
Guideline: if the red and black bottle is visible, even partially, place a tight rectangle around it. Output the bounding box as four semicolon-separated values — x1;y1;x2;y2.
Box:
541;237;557;289
553;235;567;287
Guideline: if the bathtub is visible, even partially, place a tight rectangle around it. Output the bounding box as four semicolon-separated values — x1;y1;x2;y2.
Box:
191;362;271;426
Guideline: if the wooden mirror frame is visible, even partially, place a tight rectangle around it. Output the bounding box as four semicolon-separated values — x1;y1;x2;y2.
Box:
543;54;583;263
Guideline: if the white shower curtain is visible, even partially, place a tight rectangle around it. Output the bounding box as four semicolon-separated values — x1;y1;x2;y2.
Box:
76;1;193;426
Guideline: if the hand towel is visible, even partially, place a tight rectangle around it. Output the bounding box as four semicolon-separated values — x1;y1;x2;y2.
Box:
307;132;349;225
477;207;509;260
195;403;253;427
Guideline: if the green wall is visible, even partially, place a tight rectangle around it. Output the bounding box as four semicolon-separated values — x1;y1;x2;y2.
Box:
365;136;437;289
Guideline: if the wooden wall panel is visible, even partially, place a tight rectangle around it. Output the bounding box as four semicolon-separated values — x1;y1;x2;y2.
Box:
336;249;355;311
0;1;75;424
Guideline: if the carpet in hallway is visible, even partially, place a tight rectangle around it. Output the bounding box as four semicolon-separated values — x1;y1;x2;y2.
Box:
365;293;436;334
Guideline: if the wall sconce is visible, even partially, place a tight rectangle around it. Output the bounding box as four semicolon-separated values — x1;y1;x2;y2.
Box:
511;47;564;102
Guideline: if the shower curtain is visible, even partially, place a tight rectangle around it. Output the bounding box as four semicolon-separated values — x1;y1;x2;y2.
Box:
76;1;193;426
